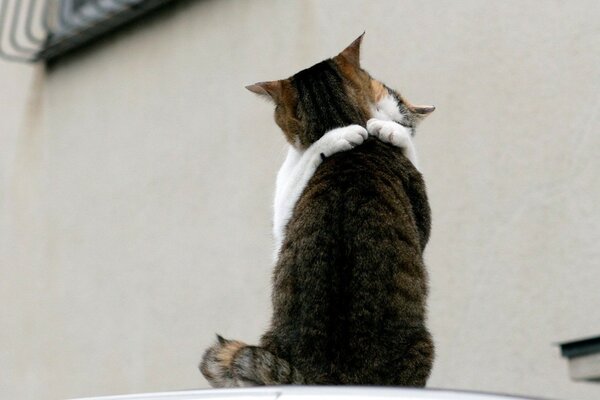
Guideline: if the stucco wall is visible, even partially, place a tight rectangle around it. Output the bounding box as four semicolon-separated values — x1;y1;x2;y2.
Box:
1;1;599;399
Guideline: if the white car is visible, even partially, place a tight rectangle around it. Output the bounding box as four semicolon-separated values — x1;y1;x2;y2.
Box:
73;387;544;400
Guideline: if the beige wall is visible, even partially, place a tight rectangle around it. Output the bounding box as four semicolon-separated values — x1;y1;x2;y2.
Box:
1;1;599;399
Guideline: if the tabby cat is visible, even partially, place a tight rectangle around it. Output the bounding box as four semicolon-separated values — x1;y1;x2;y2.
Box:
200;33;435;387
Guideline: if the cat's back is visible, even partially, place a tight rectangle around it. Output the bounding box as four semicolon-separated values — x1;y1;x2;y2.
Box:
293;138;430;251
270;139;433;385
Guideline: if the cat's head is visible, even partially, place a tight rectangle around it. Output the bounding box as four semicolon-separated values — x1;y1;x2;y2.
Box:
246;33;434;148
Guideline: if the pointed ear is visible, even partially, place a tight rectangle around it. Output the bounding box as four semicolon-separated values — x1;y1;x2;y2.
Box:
216;334;228;345
245;80;283;103
411;105;436;117
337;32;365;67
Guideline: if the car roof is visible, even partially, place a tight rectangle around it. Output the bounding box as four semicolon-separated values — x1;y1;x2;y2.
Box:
72;386;551;400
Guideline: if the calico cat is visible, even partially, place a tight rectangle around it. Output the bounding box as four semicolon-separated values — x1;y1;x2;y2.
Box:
200;33;435;387
268;94;424;261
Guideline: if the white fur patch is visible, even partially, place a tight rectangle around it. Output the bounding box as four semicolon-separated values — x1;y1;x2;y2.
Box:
368;91;419;168
370;92;405;123
272;146;301;260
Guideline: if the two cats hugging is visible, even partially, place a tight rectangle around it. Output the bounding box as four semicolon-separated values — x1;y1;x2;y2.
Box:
201;33;435;388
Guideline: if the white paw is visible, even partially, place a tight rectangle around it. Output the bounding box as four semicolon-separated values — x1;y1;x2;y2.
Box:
367;118;411;148
317;124;368;158
367;118;419;169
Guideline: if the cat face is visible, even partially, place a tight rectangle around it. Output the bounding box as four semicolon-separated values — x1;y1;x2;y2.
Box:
370;81;436;136
247;34;434;147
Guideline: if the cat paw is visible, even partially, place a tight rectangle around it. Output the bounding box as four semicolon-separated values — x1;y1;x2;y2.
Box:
317;124;368;159
200;335;247;388
367;118;412;148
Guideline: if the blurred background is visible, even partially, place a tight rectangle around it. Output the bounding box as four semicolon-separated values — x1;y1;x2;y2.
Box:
1;1;599;399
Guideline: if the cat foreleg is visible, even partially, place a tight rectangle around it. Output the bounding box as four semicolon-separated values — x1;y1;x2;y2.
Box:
367;118;419;169
272;125;368;258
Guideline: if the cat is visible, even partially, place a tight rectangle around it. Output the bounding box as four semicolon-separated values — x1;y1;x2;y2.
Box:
200;33;435;387
269;102;422;261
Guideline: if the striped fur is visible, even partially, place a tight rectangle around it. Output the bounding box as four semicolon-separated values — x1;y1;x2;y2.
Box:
201;34;434;387
292;60;368;146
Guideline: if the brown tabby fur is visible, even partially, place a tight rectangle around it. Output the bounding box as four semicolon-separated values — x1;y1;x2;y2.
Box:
200;34;434;387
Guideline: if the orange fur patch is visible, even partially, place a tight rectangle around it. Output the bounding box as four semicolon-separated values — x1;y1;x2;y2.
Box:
275;79;302;145
371;79;387;102
218;340;246;369
332;57;373;121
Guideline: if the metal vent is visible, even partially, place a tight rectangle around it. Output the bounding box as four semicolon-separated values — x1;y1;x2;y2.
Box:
560;335;600;382
0;0;173;62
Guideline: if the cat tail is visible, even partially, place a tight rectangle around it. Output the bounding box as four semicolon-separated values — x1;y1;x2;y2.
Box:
200;335;306;387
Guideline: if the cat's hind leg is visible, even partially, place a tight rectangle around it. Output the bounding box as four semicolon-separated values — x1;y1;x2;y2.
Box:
200;335;305;387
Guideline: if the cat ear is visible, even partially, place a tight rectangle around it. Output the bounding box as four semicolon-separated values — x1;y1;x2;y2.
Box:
337;32;365;67
245;80;283;103
411;105;436;117
216;334;232;345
